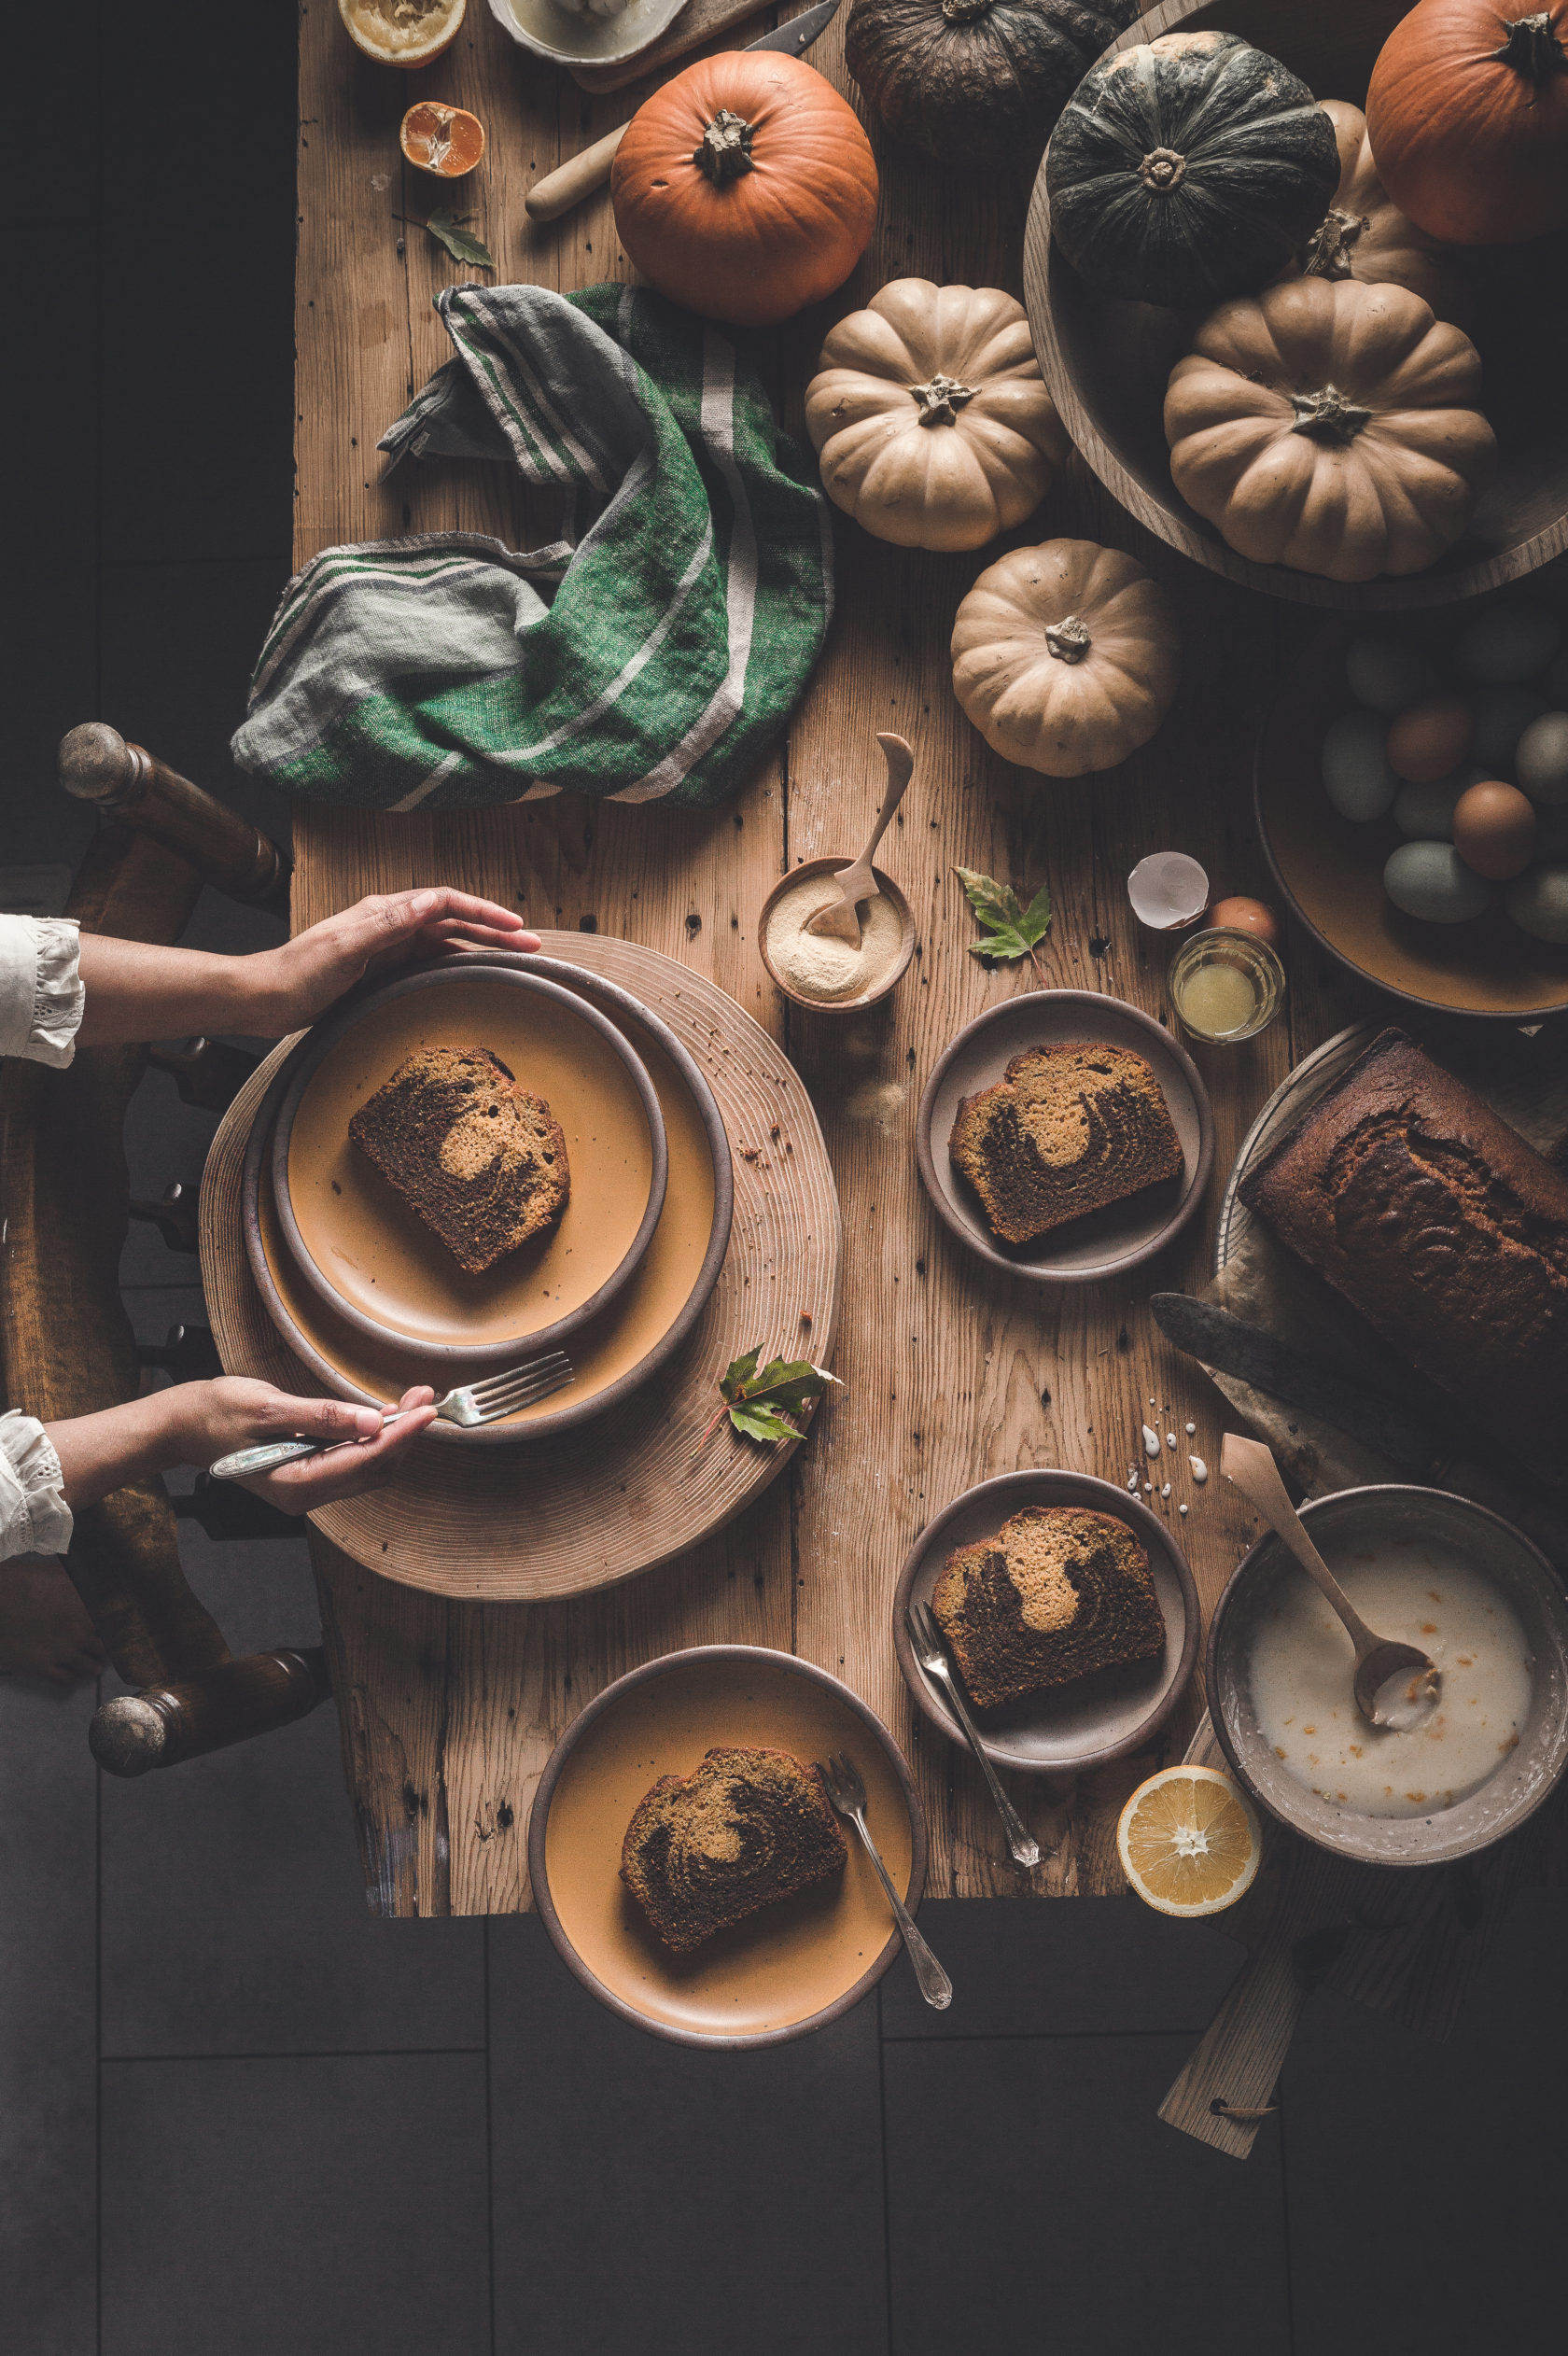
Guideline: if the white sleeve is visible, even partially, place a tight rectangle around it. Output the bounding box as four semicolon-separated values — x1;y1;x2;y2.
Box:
0;914;85;1069
0;1411;74;1561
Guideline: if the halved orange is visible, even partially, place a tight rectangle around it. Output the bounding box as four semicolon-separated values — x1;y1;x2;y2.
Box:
400;101;486;178
1117;1765;1262;1918
340;0;466;70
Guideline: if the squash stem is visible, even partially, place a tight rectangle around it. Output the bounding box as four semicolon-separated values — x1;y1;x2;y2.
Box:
1491;12;1567;79
908;373;976;426
694;110;755;185
1301;207;1367;281
1289;384;1372;445
1044;615;1092;665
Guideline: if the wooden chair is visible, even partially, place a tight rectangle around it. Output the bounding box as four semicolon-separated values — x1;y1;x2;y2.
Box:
0;724;330;1776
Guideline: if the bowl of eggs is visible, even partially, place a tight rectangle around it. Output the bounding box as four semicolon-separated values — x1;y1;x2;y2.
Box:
1256;587;1568;1018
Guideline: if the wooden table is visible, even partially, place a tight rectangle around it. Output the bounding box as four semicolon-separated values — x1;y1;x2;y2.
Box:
292;0;1374;1915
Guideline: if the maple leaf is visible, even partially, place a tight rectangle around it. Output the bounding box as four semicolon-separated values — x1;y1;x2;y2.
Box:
955;865;1052;974
691;1350;840;1461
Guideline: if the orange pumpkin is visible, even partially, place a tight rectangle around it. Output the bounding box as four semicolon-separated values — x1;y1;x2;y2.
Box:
1365;0;1568;245
610;53;879;329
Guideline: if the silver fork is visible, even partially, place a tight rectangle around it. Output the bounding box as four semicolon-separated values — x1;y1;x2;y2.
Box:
208;1351;575;1480
907;1600;1042;1872
816;1750;952;2012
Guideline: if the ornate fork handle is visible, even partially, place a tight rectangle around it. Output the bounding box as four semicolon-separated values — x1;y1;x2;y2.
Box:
846;1805;952;2011
210;1412;403;1480
930;1658;1042;1871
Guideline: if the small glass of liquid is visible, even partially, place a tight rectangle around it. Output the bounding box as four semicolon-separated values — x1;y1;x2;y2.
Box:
1169;927;1285;1045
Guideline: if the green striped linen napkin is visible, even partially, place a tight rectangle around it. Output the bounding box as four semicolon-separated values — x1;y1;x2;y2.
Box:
231;284;833;811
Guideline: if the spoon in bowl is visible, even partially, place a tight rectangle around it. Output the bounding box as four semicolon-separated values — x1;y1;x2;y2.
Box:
805;731;915;947
1221;1433;1440;1731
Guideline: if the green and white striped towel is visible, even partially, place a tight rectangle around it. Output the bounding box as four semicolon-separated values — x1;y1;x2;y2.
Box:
231;283;834;811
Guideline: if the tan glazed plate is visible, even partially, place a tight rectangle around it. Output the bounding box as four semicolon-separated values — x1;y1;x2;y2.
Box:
243;956;731;1444
529;1648;926;2048
271;964;667;1369
915;989;1214;1283
892;1470;1200;1774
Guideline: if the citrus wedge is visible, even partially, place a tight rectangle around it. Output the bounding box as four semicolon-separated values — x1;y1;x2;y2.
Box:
340;0;466;69
1117;1765;1261;1918
400;101;486;178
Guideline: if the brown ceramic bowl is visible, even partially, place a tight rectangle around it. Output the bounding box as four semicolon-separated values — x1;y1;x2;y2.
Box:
1209;1485;1568;1866
527;1647;927;2049
892;1470;1200;1774
241;955;733;1444
1257;609;1568;1021
270;963;667;1371
1023;0;1568;610
915;989;1214;1284
758;859;916;1015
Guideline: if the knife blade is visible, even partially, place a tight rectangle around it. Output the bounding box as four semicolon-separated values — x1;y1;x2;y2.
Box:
1149;1293;1451;1481
525;1;846;223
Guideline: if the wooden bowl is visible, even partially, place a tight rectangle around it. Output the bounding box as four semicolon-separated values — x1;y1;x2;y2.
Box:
891;1471;1200;1775
527;1647;927;2048
241;955;732;1446
270;963;667;1372
1257;609;1568;1020
915;989;1214;1284
758;860;916;1015
1208;1486;1568;1866
1023;0;1568;611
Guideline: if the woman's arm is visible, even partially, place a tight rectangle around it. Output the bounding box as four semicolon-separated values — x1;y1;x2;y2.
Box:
77;887;539;1045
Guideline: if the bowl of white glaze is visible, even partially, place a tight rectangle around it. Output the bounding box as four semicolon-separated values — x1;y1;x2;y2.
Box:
487;0;685;69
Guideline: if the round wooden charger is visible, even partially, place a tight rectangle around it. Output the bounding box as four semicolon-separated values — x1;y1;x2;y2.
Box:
201;935;844;1602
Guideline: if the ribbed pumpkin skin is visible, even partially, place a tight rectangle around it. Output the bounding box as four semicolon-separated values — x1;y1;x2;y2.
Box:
845;0;1138;173
610;54;878;329
1293;100;1470;330
1365;0;1568;245
1163;279;1498;582
1045;31;1340;309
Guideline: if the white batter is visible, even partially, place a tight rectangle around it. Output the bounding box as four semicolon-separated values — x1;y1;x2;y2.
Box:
1248;1541;1532;1818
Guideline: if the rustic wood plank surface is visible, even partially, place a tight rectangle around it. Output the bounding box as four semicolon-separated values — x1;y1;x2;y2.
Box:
290;0;1377;1911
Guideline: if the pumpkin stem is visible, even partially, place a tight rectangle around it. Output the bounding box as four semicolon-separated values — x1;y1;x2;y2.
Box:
1300;207;1368;281
908;373;977;426
1044;614;1092;665
694;109;756;185
1490;11;1568;80
940;0;994;20
1138;146;1187;194
1289;384;1373;445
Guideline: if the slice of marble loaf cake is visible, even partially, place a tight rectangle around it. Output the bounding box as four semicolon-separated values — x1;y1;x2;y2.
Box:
949;1042;1182;1246
621;1746;847;1953
348;1045;568;1275
931;1506;1165;1709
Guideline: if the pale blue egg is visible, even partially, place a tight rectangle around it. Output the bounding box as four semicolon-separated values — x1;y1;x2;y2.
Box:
1321;710;1397;820
1517;712;1568;806
1384;842;1495;923
1392;764;1486;840
1505;863;1568;944
1343;635;1439;716
1455;602;1562;685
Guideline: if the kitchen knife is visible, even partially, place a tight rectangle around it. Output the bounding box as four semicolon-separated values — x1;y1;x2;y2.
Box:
525;0;846;223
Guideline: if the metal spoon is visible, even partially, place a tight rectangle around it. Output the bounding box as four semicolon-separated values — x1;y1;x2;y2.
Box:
1221;1433;1439;1730
805;732;914;947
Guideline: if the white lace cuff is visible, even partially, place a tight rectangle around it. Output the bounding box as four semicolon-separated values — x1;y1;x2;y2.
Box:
0;914;84;1068
0;1411;74;1561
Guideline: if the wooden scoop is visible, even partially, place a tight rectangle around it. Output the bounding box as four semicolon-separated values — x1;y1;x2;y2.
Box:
805;733;915;947
1221;1433;1440;1731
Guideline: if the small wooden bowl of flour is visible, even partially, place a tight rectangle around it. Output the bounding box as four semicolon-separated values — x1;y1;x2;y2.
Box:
758;860;915;1014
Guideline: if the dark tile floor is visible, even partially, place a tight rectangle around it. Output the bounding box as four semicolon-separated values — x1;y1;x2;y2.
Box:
3;10;1565;2353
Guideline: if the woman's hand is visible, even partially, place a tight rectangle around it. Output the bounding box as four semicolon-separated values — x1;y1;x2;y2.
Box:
247;889;540;1034
180;1377;439;1511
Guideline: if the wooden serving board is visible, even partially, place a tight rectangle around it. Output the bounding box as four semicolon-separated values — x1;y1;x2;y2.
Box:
201;933;844;1604
568;0;770;94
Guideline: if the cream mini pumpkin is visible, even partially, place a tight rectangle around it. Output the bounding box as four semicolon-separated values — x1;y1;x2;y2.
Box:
1295;101;1469;328
950;540;1180;777
1164;278;1496;582
805;280;1069;552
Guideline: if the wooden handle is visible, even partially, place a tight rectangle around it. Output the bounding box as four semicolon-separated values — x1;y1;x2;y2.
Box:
58;724;291;915
1157;1924;1302;2159
90;1648;332;1776
525;125;629;224
1221;1432;1380;1657
863;732;915;863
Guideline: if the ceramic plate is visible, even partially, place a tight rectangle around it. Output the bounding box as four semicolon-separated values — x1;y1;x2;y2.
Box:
487;0;686;70
1257;612;1568;1020
915;989;1214;1283
271;965;666;1369
528;1647;925;2048
243;956;731;1444
891;1470;1200;1775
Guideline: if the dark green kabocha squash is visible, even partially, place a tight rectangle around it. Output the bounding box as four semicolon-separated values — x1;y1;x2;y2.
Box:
1045;31;1339;308
846;0;1140;175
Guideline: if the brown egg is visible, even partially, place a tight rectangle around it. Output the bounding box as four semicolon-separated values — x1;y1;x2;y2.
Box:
1452;779;1537;881
1204;896;1281;947
1386;696;1474;784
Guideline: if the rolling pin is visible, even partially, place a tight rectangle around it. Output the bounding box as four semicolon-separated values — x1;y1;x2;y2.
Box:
526;125;628;223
